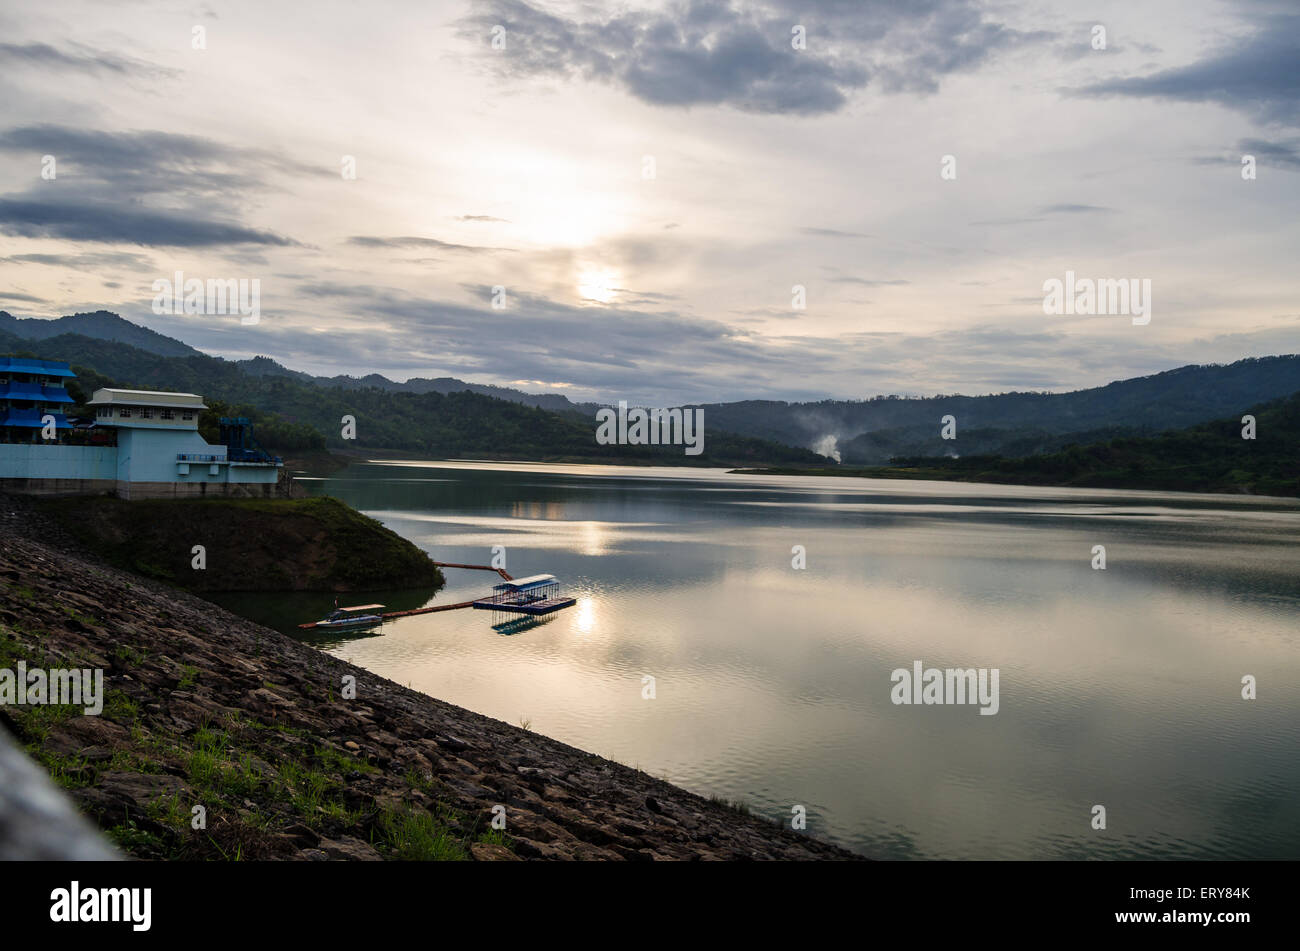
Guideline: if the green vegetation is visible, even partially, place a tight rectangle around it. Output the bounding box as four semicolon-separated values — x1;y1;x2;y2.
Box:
2;621;493;861
2;326;822;466
35;495;446;592
741;391;1300;497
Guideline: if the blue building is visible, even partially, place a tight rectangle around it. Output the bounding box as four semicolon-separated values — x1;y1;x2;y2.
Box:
0;359;284;498
0;357;75;441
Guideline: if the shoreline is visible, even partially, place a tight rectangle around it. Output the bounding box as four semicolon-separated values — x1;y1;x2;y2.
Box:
0;494;861;861
729;466;1300;500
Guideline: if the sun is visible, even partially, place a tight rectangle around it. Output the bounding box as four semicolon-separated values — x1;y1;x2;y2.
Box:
577;267;619;304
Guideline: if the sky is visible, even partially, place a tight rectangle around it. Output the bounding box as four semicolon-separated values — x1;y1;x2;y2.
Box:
0;0;1296;405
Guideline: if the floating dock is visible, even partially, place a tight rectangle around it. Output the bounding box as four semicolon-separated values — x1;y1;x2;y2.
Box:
296;562;575;629
471;574;577;616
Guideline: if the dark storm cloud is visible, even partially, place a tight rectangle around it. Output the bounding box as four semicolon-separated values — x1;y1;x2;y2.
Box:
459;0;1048;115
0;125;313;247
1072;14;1300;124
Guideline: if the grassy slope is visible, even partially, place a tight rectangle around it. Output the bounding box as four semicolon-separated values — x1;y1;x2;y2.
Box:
36;496;446;592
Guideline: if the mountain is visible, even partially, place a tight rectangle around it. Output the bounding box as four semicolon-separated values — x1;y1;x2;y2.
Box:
879;390;1300;496
697;355;1300;460
0;310;204;358
6;311;1300;469
0;325;822;466
233;355;583;413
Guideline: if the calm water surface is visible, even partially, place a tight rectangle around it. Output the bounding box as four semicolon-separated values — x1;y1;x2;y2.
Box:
238;461;1300;859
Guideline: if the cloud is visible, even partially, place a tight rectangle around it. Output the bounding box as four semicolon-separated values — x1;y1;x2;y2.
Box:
829;277;909;287
1071;14;1300;124
0;126;320;198
459;0;1047;115
1;251;155;271
0;199;298;247
1195;137;1300;171
456;214;510;222
0;42;176;79
1038;204;1112;214
347;235;515;253
0;125;313;247
801;227;872;238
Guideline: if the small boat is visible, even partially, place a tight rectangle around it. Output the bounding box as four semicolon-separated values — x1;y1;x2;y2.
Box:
313;603;385;629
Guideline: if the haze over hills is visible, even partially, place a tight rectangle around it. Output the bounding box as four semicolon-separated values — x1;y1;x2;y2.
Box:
3;311;1299;466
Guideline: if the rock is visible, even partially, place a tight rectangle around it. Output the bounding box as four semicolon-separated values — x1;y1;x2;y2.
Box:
97;771;189;807
318;836;383;861
470;842;521;862
282;823;320;847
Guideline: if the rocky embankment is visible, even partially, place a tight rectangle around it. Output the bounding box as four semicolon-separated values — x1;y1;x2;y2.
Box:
0;494;861;861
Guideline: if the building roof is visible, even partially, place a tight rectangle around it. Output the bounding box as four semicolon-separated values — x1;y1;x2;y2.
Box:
493;574;558;592
0;357;76;378
87;388;206;410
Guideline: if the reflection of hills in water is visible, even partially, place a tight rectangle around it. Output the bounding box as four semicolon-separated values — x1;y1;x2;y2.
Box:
293;620;386;650
204;586;438;638
491;613;557;637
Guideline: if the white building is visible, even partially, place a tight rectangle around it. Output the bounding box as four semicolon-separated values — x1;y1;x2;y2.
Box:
0;363;284;498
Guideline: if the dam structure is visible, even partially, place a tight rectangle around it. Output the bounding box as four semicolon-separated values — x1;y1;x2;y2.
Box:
0;357;282;498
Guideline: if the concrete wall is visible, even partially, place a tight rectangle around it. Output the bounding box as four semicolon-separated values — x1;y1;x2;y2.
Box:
114;479;282;500
118;430;278;487
0;444;117;481
0;432;280;497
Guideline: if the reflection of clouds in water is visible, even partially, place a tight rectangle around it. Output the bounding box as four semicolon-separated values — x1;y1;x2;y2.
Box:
304;464;1300;859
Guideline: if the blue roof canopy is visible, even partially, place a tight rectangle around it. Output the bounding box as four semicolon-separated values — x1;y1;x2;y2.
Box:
0;357;76;378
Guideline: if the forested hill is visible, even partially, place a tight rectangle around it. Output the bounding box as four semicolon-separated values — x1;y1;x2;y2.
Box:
857;391;1300;497
0;328;822;466
700;355;1300;456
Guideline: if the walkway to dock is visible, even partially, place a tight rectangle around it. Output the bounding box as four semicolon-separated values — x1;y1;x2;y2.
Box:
430;561;513;582
297;561;515;628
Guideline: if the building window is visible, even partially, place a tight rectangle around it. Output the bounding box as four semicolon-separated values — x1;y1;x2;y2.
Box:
181;411;194;421
141;408;154;419
119;407;132;418
161;409;175;420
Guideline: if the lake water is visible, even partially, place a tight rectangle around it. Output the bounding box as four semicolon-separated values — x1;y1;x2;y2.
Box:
249;461;1300;859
